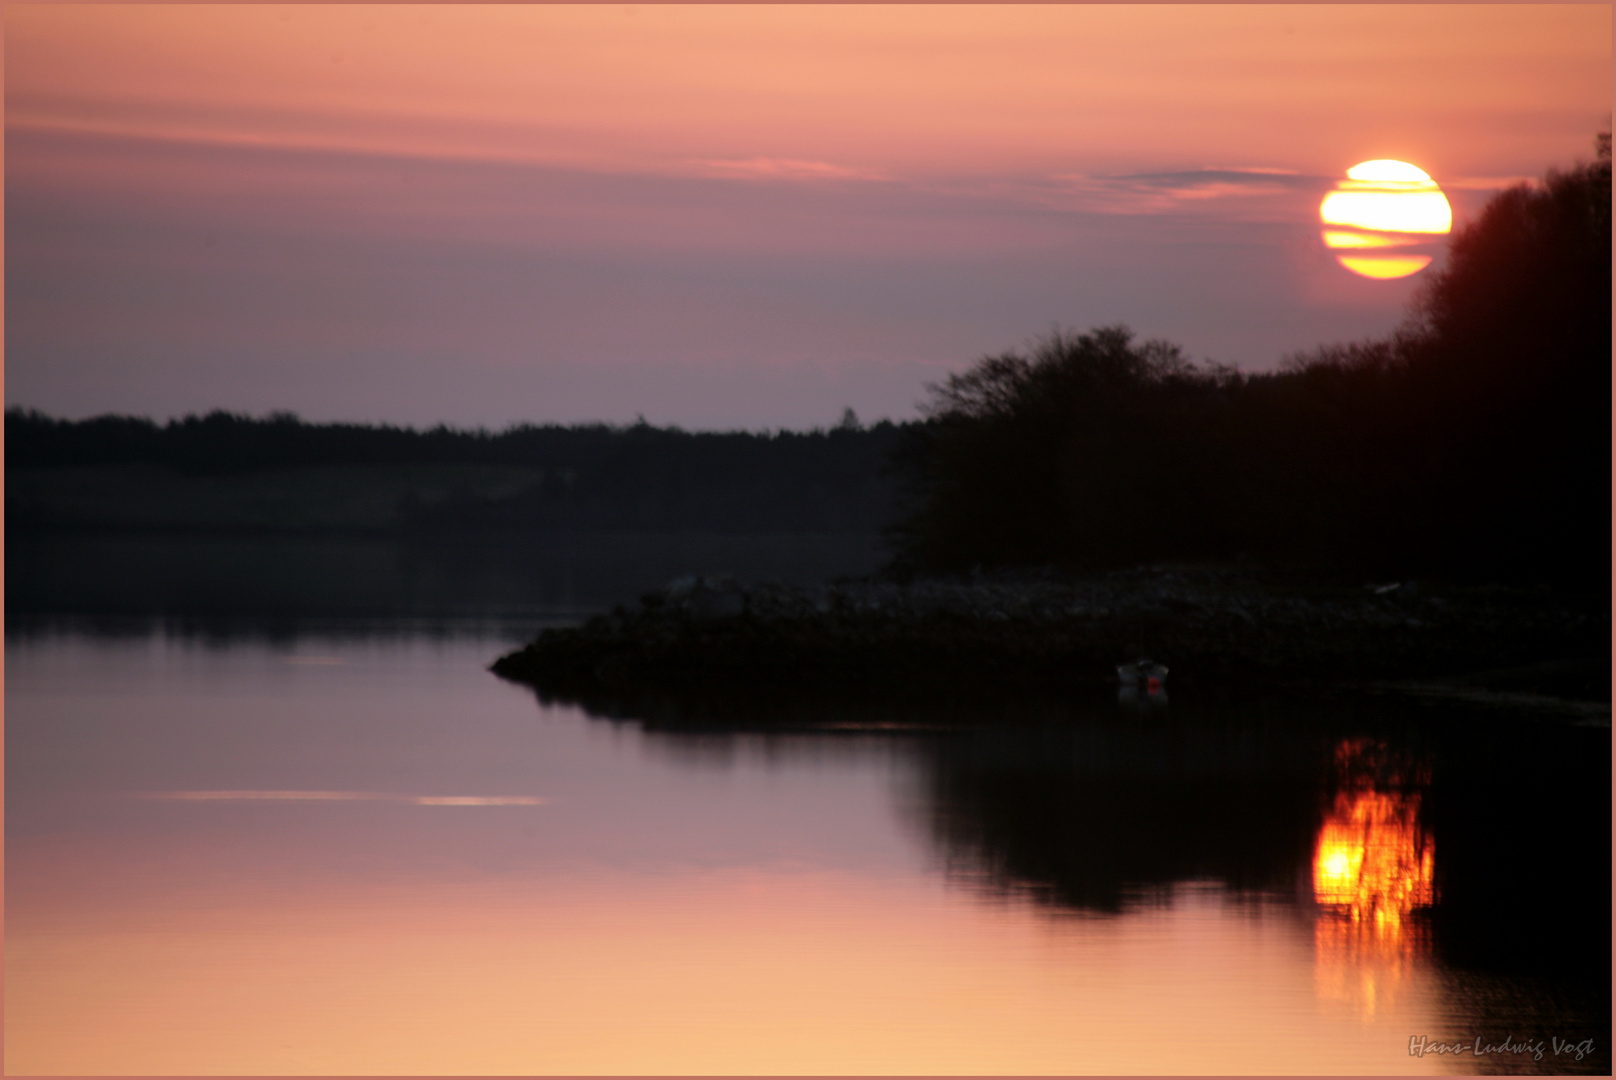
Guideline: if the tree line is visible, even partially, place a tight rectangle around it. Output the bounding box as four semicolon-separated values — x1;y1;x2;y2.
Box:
5;409;908;534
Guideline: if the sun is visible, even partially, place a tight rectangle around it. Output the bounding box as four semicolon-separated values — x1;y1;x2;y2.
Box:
1320;160;1452;279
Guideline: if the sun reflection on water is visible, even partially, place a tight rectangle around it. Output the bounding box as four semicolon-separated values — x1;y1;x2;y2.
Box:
1312;738;1437;1019
1314;789;1435;924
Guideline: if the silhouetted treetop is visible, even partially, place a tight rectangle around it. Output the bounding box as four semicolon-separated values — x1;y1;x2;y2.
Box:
922;326;1229;425
1410;132;1611;374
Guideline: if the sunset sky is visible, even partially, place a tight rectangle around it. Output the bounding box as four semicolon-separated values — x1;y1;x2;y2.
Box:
6;5;1610;430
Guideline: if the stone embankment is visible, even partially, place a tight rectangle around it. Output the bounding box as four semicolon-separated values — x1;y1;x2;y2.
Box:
491;565;1609;705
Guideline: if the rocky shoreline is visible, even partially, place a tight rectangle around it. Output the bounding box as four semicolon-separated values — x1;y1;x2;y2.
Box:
490;565;1610;714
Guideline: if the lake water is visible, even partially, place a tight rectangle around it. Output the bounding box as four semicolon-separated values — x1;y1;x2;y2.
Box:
6;536;1610;1074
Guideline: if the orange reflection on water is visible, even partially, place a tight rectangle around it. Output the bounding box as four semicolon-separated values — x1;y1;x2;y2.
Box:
1313;790;1435;925
1314;904;1433;1021
1312;739;1436;1019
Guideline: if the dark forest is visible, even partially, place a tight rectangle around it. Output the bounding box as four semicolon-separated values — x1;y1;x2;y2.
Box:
6;410;904;535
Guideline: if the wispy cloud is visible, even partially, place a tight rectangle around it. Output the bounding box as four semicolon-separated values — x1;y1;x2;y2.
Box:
10;108;898;194
5;107;616;174
687;156;889;183
1047;166;1332;218
1032;165;1542;230
140;790;549;806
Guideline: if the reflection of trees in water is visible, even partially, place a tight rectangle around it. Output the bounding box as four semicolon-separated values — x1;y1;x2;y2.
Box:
906;704;1332;912
552;680;1608;1064
906;709;1607;1055
1418;715;1611;998
540;677;1608;1011
533;683;1338;913
573;685;1607;1068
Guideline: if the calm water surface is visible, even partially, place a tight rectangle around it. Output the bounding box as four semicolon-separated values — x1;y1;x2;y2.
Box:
6;539;1609;1074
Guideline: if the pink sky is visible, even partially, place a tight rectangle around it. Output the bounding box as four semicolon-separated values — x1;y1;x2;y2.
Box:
6;5;1609;430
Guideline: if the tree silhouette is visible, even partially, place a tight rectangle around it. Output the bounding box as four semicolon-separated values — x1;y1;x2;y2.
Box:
888;135;1612;588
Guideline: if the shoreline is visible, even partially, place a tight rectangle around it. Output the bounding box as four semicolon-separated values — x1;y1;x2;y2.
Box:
491;565;1610;718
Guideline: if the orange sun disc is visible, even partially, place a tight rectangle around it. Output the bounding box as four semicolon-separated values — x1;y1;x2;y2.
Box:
1321;160;1451;279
